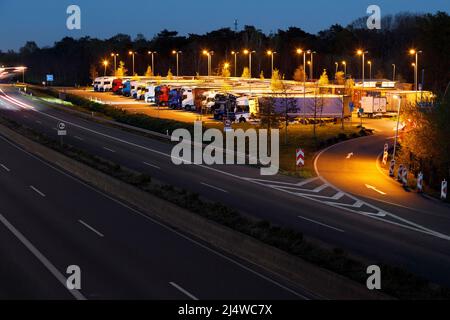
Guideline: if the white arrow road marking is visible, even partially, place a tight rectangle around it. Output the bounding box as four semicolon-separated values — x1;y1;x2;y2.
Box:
365;184;387;195
346;152;354;159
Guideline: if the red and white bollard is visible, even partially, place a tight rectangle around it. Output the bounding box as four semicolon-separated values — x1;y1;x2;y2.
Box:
402;167;408;187
442;180;448;200
389;160;395;177
397;164;404;181
417;172;423;193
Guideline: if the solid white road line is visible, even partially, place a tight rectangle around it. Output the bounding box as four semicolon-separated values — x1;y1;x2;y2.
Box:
0;163;10;172
297;215;345;233
35;120;42;124
169;282;199;300
30;185;46;197
143;161;161;170
0;213;86;300
78;220;104;238
102;147;116;153
0;135;310;299
201;182;228;193
74;136;84;141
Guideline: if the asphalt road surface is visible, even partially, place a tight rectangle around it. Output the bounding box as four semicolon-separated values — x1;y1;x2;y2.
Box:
1;85;450;290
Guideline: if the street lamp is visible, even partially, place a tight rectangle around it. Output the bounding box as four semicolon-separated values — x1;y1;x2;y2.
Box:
203;50;214;76
231;51;239;77
102;60;109;76
392;63;396;82
172;50;182;77
148;51;156;75
111;53;119;76
409;49;422;93
267;50;276;77
342;61;347;78
128;51;136;75
243;49;255;78
296;49;307;117
367;60;372;81
335;62;339;79
357;49;368;87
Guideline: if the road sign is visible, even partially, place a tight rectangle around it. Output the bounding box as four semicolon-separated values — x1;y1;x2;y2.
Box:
57;122;66;136
46;74;54;82
402;167;408;187
296;148;305;167
397;164;404;181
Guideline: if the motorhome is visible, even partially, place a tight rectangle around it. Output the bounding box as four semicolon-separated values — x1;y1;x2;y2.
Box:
98;77;115;92
93;77;102;92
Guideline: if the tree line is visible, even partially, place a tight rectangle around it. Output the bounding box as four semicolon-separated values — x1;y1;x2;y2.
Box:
0;11;449;93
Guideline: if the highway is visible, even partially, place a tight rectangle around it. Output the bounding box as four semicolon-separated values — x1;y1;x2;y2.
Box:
1;85;450;289
0;128;306;299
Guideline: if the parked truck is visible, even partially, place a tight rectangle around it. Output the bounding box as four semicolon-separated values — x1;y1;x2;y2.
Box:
169;88;183;109
144;85;156;103
122;80;132;97
112;78;123;94
213;93;237;121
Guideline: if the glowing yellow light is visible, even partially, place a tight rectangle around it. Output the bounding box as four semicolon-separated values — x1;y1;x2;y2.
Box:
296;49;303;54
243;49;249;55
102;60;108;66
357;49;363;55
409;49;416;55
342;61;346;65
224;63;230;69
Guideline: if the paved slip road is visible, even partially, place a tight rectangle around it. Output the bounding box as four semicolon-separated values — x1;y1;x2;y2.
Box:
0;130;307;299
1;85;450;289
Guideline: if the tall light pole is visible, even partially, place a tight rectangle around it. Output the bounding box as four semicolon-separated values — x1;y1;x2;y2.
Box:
102;60;109;76
367;60;372;81
342;61;347;78
391;95;402;175
307;50;316;80
172;50;182;77
203;50;214;76
357;49;368;87
128;51;136;75
231;51;239;77
148;51;156;75
335;62;339;79
267;50;276;77
243;49;255;78
392;63;396;81
409;49;422;93
111;53;119;76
